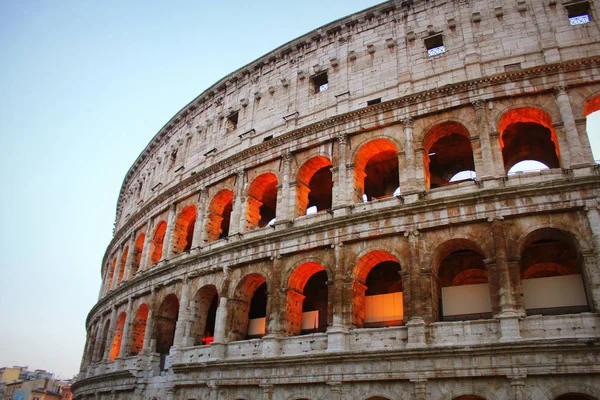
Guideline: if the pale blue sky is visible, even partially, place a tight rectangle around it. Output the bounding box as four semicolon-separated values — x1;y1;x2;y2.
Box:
0;1;598;379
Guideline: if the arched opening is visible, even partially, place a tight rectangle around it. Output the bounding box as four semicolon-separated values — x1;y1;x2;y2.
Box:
295;156;333;216
117;246;128;284
206;189;234;242
354;139;399;202
190;285;219;346
245;173;278;229
584;95;600;161
366;397;392;400
128;304;148;356
149;221;167;265
353;251;404;328
109;312;127;361
172;205;197;254
228;274;268;341
423;121;475;189
521;228;589;316
154;294;179;369
85;326;97;366
555;395;597;400
106;257;117;291
499;107;561;173
285;262;328;336
453;396;486;400
435;241;491;321
131;233;145;276
96;319;110;362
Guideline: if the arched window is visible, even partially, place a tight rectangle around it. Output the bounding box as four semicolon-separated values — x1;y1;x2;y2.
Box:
154;294;179;369
354;139;399;202
96;319;110;362
555;395;597;400
131;233;145;276
245;173;278;229
435;241;492;321
109;312;127;361
423;121;475;189
285;262;328;336
149;221;167;265
128;304;148;356
499;107;561;174
206;189;234;242
117;246;128;284
521;228;589;316
584;94;600;161
295;156;333;216
171;205;197;254
228;274;267;341
190;285;219;345
353;251;404;328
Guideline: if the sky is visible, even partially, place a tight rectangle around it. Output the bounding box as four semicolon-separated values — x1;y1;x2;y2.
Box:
0;0;598;380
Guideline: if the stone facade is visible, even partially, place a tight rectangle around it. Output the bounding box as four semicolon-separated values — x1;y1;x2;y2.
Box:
73;0;600;399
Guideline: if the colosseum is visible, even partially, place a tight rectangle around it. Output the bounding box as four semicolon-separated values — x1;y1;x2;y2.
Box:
73;0;600;399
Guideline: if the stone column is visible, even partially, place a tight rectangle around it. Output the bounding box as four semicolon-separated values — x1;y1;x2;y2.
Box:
261;384;274;400
327;382;343;400
554;86;585;167
103;306;118;361
411;379;427;400
141;309;155;354
508;258;526;317
488;130;506;175
173;280;191;348
229;169;246;236
406;230;427;347
140;219;153;271
124;233;136;280
92;318;105;362
163;203;177;260
470;135;485;183
331;243;345;329
332;134;349;210
213;297;229;344
472;100;498;179
266;255;283;335
279;152;293;222
400;117;418;193
118;299;133;359
508;375;527;400
490;217;520;340
413;147;427;192
191;188;208;248
584;200;600;311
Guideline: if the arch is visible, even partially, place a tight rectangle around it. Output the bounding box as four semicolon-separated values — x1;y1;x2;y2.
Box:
131;233;145;276
354;139;399;202
190;285;219;345
520;228;589;316
453;396;487;400
433;239;491;322
206;189;234;242
228;274;268;341
498;107;561;173
95;319;110;362
584;93;600;161
171;205;197;254
352;250;404;328
366;397;392;400
245;172;278;229
555;395;597;400
583;93;600;117
154;293;179;367
109;312;127;361
295;156;333;216
423;121;475;189
128;304;148;356
106;256;117;292
149;221;167;265
117;246;128;284
548;382;600;400
285;262;328;336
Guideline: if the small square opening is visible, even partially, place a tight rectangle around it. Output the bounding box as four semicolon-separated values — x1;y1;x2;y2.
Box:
226;112;239;132
425;34;445;57
367;98;382;106
311;72;329;94
566;2;590;25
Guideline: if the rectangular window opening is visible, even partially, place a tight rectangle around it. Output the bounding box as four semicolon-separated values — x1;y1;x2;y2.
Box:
311;72;329;94
566;2;590;25
367;98;382;106
425;34;445;57
226;111;239;132
263;135;273;142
